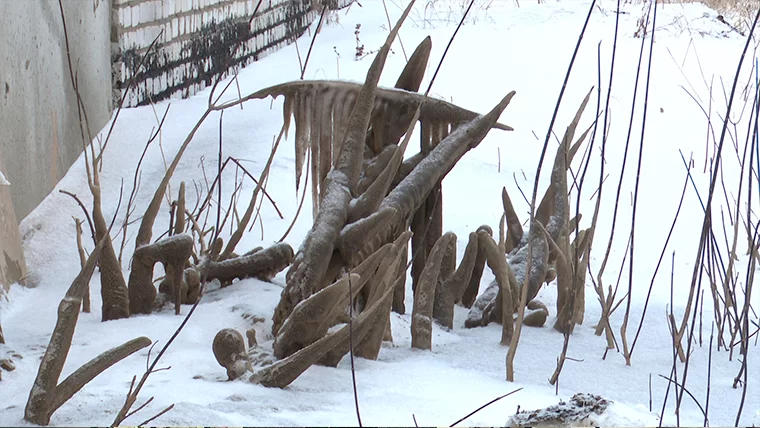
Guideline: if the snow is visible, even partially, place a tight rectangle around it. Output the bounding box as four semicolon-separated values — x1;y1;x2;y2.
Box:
1;0;759;426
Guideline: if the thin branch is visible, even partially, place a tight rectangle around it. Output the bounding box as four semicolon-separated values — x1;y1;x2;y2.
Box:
658;374;707;420
424;0;474;97
228;157;283;218
621;0;658;366
449;388;523;427
382;0;408;61
300;5;327;79
59;190;96;243
348;273;362;427
138;404;174;427
124;397;154;421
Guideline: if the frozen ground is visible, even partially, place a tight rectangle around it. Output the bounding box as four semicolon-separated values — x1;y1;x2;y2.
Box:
1;0;759;426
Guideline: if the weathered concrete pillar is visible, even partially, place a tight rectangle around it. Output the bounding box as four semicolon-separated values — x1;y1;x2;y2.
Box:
0;163;27;293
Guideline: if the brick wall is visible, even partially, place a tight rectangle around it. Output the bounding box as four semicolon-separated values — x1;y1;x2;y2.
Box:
112;0;350;107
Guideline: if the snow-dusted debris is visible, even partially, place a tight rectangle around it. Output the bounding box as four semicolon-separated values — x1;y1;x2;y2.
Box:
507;393;607;427
506;393;660;427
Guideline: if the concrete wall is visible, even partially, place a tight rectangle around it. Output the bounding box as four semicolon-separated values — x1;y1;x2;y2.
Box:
0;0;113;291
0;180;26;292
112;0;349;107
0;0;348;292
0;0;114;222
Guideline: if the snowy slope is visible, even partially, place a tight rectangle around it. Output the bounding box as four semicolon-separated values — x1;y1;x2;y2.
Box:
1;1;758;426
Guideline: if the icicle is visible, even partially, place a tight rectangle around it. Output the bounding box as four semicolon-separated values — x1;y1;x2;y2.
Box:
332;89;347;167
282;94;293;139
294;91;309;192
309;88;320;218
318;88;335;199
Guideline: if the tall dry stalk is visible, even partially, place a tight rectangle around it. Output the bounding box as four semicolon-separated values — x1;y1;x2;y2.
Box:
620;0;658;366
507;0;597;382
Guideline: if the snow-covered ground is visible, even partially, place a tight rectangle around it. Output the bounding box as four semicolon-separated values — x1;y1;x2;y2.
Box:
1;0;759;426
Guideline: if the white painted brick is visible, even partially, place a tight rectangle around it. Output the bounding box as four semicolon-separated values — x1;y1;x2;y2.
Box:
171;19;178;38
131;29;139;48
145;27;154;45
119;7;126;28
122;31;130;49
140;2;152;25
132;5;140;28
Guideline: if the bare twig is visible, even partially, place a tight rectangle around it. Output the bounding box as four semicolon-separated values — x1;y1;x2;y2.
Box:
594;0;651;348
220;125;284;259
382;0;408;61
449;388;523;427
348;273;362;427
123;396;154;421
658;374;707;420
424;0;474;97
622;0;657;365
120;107;171;263
59;190;95;243
137;404;174;427
301;5;327;79
73;218;89;313
705;322;714;427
